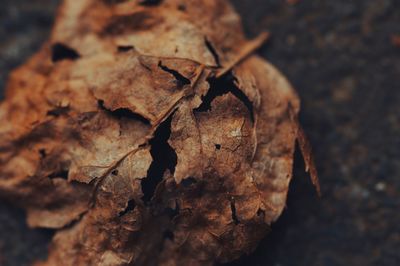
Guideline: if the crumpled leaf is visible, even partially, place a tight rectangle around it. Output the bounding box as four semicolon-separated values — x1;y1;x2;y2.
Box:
0;0;319;265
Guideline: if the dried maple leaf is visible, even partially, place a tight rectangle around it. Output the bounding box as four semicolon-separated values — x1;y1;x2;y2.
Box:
0;0;319;265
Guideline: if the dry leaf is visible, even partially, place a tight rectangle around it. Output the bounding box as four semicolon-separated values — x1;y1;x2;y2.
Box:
0;0;319;265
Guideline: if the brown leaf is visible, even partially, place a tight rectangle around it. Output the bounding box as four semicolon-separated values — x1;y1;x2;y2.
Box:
0;0;318;265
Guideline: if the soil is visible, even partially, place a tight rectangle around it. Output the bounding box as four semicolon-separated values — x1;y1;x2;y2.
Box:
1;0;399;265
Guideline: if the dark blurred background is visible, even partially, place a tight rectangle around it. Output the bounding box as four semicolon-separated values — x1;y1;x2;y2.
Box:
1;0;399;265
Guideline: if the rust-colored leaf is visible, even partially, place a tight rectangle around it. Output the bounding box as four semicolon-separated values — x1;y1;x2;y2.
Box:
0;0;318;265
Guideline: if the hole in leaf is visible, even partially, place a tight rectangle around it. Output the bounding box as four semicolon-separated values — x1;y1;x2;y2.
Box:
139;0;163;6
39;149;47;159
205;38;220;66
118;199;136;217
46;106;70;117
230;200;240;225
111;169;119;176
48;169;69;180
141;114;177;203
98;100;150;125
229;79;255;122
51;43;80;62
194;76;229;112
194;72;254;122
117;45;134;52
158;62;191;87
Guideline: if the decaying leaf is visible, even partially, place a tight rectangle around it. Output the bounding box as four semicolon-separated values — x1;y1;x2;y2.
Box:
0;0;319;265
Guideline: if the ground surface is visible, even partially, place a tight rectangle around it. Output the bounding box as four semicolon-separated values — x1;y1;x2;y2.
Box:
1;0;399;265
